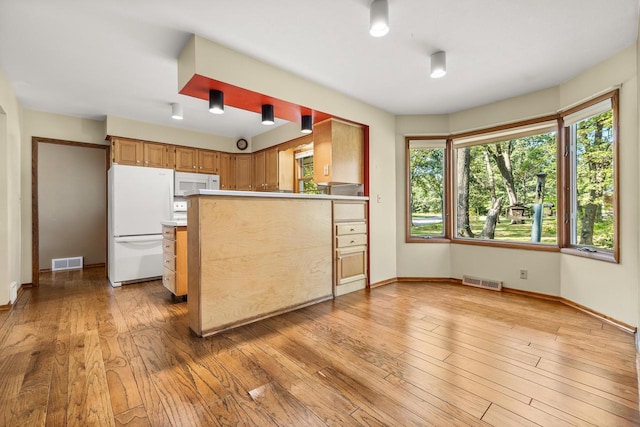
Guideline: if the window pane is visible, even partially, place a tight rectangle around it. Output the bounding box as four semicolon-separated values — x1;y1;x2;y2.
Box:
571;110;614;250
454;132;557;243
409;147;444;237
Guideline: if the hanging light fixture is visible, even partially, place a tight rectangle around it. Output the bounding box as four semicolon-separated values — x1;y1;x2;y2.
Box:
261;104;275;125
209;89;224;114
301;115;313;134
170;102;183;120
430;51;447;78
369;0;389;37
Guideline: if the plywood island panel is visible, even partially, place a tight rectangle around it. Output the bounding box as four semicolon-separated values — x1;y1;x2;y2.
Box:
187;194;333;336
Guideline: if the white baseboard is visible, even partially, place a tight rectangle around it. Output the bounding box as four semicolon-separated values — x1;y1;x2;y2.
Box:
636;331;639;353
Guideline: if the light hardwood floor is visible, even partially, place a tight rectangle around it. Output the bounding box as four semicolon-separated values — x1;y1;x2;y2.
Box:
0;267;638;426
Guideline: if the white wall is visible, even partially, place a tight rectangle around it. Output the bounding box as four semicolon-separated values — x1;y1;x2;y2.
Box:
395;45;638;326
0;68;22;305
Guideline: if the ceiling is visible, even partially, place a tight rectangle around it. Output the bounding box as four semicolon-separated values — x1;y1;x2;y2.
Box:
0;0;637;139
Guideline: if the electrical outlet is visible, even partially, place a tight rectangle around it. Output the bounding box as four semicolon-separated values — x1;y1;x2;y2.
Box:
519;269;528;280
376;194;382;203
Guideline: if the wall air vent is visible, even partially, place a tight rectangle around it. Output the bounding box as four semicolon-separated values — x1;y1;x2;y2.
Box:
462;275;502;291
51;256;83;271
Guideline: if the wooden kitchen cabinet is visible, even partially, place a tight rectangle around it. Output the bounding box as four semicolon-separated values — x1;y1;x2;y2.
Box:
253;147;284;191
252;150;266;190
162;225;187;297
333;201;368;296
143;141;168;168
111;137;143;166
313;118;364;185
219;152;235;190
198;149;219;174
175;147;198;172
235;154;253;191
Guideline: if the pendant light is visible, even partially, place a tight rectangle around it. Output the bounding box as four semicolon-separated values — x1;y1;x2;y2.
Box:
170;103;183;120
301;115;313;134
430;51;447;78
261;104;275;125
369;0;389;37
209;90;224;114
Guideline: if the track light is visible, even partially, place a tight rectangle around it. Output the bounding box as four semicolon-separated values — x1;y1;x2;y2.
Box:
170;103;183;120
369;0;389;37
261;104;275;125
430;51;447;78
301;115;313;134
209;90;224;114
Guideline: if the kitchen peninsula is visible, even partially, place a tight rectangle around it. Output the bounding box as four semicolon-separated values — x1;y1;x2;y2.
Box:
186;190;368;337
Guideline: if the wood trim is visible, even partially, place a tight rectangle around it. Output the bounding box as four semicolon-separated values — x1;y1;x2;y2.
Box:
559;124;570;249
31;137;110;286
560;248;617;263
370;276;635;334
0;282;26;311
451;114;560;140
197;294;334;338
611;90;620;263
559;89;620;118
450;238;560;252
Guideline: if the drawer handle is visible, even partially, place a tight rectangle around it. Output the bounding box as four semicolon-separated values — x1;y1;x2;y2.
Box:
350;240;356;244
164;245;170;248
164;260;170;263
350;228;355;231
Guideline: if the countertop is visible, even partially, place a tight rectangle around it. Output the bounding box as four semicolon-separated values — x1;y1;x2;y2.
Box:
186;189;369;201
161;219;187;227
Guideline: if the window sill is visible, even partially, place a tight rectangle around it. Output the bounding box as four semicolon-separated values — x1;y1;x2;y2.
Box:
451;237;560;252
406;236;451;244
561;248;618;264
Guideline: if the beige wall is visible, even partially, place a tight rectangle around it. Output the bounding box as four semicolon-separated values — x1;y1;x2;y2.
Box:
37;143;107;270
106;115;242;152
20;109;108;283
0;68;22;305
395;45;638;326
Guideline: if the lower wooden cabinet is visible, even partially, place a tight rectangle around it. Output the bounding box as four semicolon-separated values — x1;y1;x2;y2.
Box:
333;201;368;296
162;225;187;297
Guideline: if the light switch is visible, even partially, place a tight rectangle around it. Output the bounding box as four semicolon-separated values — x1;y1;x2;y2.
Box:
377;194;382;203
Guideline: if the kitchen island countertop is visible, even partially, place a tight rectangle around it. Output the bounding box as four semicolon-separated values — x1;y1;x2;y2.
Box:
186;189;368;201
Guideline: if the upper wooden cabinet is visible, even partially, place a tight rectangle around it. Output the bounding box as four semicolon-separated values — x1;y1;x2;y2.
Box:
313;119;364;185
198;149;219;174
111;137;170;168
235;154;253;191
219;152;235;190
175;147;198;172
253;147;280;191
143;142;168;168
111;137;143;166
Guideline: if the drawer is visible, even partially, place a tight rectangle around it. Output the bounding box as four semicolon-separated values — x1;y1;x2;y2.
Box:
333;202;366;222
162;226;176;239
336;233;367;248
162;250;176;271
162;267;176;293
336;222;367;236
162;238;175;255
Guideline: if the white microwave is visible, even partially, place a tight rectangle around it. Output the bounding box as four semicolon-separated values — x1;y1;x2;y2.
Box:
174;172;220;196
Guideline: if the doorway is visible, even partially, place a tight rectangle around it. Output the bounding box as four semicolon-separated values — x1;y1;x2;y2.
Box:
31;137;109;286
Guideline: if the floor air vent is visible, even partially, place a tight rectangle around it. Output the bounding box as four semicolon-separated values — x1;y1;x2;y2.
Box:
52;256;83;271
462;275;503;291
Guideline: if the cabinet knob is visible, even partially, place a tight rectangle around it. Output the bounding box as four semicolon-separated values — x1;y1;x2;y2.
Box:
350;228;355;231
350;240;356;244
136;160;141;163
194;166;197;169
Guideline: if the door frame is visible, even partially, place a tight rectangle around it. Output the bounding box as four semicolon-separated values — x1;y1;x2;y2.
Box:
31;137;110;286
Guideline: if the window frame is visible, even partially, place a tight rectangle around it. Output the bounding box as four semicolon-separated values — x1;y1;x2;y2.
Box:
560;90;619;263
404;89;619;263
405;136;451;243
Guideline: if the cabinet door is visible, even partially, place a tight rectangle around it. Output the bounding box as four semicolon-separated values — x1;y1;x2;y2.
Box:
253;150;266;191
336;246;367;285
264;147;279;191
112;138;143;166
175;147;198;172
219;152;236;190
235;154;253;191
143;142;167;168
198;150;219;174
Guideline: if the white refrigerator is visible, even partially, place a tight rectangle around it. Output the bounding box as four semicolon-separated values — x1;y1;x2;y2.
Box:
108;164;173;287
